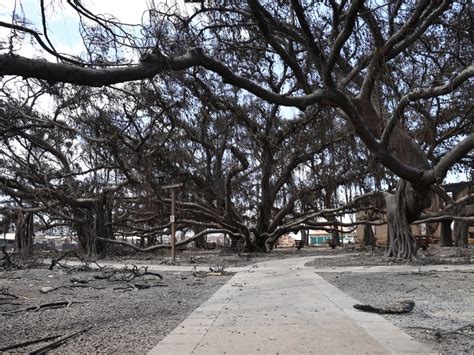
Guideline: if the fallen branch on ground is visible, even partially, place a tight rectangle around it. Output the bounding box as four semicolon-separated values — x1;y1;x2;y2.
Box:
113;283;168;292
49;251;83;270
0;335;60;352
94;265;162;282
406;323;473;339
2;300;84;315
353;300;415;314
191;265;229;277
406;284;430;293
113;284;135;292
30;325;93;354
40;284;106;294
49;251;104;272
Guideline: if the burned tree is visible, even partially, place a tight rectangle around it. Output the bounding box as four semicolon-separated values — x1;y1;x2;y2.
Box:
14;210;34;256
0;1;472;258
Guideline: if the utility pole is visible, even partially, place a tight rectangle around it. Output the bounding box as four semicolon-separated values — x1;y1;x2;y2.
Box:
162;183;183;262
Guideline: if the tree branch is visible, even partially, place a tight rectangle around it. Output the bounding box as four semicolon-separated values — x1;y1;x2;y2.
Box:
97;228;244;252
0;51;197;86
424;133;474;184
381;66;474;146
325;0;363;83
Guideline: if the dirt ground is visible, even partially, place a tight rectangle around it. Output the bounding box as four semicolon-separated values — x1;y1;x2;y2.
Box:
320;269;473;354
0;260;231;353
1;245;472;353
106;244;342;267
304;246;473;354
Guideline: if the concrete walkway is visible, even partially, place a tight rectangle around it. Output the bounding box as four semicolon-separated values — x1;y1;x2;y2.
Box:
148;257;434;355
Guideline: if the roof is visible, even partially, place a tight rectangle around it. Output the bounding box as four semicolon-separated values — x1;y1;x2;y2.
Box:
443;181;472;195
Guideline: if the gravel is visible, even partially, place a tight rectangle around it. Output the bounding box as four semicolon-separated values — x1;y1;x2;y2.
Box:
102;246;344;267
315;256;473;353
0;266;231;353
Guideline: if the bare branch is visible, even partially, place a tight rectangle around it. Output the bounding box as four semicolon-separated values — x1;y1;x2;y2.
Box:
325;0;363;83
0;21;84;66
97;228;244;252
381;66;474;146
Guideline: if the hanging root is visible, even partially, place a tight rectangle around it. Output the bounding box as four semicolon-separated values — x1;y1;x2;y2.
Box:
386;180;418;261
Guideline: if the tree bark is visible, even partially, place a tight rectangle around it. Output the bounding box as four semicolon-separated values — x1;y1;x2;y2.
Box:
14;211;34;256
385;181;427;260
94;198;108;258
453;220;468;248
193;225;208;249
74;209;96;257
439;221;453;247
325;212;340;248
330;227;341;248
363;224;376;247
453;203;473;248
301;229;309;246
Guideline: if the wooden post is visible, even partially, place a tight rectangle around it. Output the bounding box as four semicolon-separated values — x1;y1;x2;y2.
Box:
162;183;183;262
171;188;176;262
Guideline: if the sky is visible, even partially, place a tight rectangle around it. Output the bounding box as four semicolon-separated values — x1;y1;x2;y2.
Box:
0;0;198;57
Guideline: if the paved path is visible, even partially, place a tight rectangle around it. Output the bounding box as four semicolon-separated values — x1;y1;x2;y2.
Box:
148;257;434;355
55;254;473;274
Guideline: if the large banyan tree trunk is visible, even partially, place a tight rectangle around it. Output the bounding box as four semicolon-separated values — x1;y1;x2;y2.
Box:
74;196;113;258
193;224;208;249
15;211;34;256
440;220;453;247
363;224;376;247
386;182;416;259
330;227;341;248
381;123;433;260
94;197;111;258
75;208;95;257
453;204;473;248
355;95;434;260
255;231;269;252
453;220;469;248
301;229;309;246
385;181;432;260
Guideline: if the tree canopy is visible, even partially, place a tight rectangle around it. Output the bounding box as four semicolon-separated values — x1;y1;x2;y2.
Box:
0;1;472;258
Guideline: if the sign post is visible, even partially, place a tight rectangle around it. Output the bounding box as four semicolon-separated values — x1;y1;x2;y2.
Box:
162;183;183;262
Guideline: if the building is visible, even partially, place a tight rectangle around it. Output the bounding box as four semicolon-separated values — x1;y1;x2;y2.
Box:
275;234;296;247
0;232;78;251
308;228;356;246
355;181;473;246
